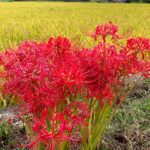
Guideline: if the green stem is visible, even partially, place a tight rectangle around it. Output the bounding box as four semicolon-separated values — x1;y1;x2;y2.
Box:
90;104;112;149
89;103;113;150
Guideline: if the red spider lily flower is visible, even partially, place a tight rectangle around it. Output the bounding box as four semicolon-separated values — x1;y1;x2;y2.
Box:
96;22;118;36
89;22;118;43
48;36;72;58
51;58;84;97
126;37;150;51
126;37;150;59
29;102;89;149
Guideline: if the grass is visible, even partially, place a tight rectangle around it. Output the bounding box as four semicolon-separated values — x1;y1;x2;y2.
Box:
101;97;150;149
0;121;13;149
0;2;150;51
101;79;150;149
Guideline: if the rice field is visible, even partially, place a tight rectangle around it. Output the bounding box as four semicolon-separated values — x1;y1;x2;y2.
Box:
0;2;150;51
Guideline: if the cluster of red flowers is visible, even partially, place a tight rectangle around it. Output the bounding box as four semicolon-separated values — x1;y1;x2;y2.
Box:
89;22;119;42
0;22;150;149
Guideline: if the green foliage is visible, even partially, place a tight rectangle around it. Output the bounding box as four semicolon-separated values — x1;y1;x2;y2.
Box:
110;96;150;133
0;121;13;142
98;94;150;149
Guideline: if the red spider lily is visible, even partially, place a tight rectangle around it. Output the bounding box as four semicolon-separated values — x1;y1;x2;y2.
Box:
126;37;150;59
0;22;150;150
28;102;89;150
48;36;72;59
126;37;150;51
89;22;119;43
51;55;84;97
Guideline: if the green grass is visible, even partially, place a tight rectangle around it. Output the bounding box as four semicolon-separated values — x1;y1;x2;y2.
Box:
100;96;150;149
113;97;150;131
0;2;150;51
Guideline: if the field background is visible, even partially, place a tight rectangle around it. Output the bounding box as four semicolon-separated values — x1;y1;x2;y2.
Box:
0;2;150;51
